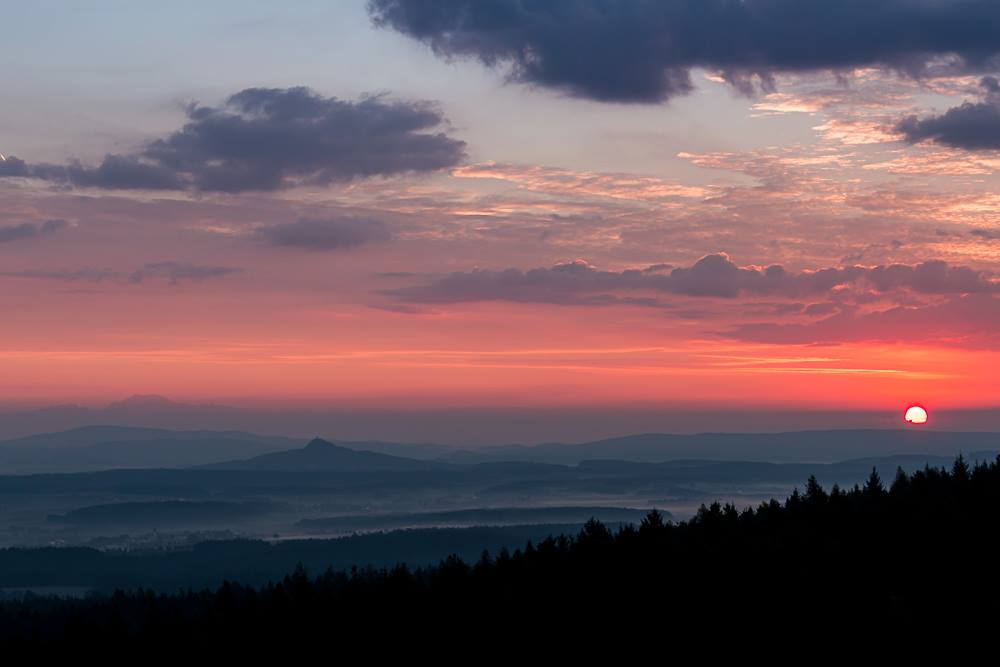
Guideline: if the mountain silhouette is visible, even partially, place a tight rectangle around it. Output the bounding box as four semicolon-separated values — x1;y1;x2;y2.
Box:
0;425;297;450
0;426;300;473
438;429;1000;464
4;425;1000;474
203;438;448;472
105;394;179;410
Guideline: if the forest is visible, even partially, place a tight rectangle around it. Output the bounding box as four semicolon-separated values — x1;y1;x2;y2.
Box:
2;454;998;647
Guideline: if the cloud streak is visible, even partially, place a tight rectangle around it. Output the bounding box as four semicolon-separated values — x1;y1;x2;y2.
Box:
724;294;1000;347
0;262;240;285
452;162;708;201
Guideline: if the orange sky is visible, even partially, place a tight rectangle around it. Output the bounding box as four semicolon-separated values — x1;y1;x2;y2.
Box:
0;292;995;415
2;10;1000;431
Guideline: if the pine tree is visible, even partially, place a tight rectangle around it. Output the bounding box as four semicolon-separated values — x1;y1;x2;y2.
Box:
952;454;970;482
863;466;885;497
805;475;827;504
890;466;910;495
640;509;665;533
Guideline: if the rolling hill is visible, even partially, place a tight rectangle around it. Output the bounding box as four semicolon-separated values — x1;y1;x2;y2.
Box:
0;426;300;473
437;429;1000;464
202;437;450;472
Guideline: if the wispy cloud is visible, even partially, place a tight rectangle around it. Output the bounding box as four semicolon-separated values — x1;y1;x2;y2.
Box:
0;262;240;285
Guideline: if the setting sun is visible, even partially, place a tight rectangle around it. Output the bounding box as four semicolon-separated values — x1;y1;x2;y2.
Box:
904;405;928;425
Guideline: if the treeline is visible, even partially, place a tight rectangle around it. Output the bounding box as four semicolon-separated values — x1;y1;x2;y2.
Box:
2;455;999;647
0;524;582;592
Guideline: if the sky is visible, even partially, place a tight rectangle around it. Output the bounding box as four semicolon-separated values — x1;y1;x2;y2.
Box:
2;1;1000;436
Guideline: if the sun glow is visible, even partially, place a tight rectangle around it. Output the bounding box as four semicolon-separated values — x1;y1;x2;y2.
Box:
904;405;928;425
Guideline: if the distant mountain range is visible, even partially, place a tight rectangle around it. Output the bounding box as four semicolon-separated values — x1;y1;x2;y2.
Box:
1;424;998;474
0;426;300;474
0;424;298;451
436;430;1000;465
5;394;1000;446
1;427;995;549
1;444;994;502
0;427;447;474
0;396;252;441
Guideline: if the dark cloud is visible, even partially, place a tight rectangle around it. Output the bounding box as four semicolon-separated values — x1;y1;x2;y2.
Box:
0;155;29;177
971;228;1000;240
27;156;187;190
384;254;998;306
723;294;1000;346
897;77;1000;149
384;259;673;306
256;217;391;250
0;219;69;244
865;260;992;293
369;0;1000;103
1;87;466;192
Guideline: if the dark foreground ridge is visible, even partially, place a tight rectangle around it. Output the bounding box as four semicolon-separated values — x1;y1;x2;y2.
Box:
2;455;998;647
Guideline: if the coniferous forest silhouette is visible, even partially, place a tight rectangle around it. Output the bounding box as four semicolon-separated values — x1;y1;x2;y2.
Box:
2;454;997;647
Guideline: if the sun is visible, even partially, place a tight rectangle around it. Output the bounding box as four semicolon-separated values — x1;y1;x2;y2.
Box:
904;405;928;425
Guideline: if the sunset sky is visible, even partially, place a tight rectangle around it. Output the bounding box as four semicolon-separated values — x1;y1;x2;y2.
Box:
3;1;1000;433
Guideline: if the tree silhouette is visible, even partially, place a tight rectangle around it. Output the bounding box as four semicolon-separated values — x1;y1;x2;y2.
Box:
863;466;885;497
805;475;827;504
2;454;999;645
952;454;970;482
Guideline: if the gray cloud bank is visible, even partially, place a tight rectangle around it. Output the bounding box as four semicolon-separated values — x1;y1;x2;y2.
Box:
382;253;1000;346
384;254;998;306
369;0;1000;103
